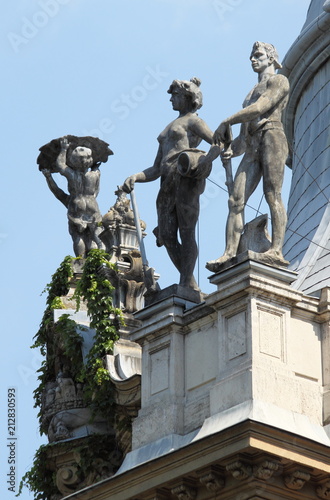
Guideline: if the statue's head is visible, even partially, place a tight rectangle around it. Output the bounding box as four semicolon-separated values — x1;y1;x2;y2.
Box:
250;41;282;70
167;77;203;112
70;146;93;170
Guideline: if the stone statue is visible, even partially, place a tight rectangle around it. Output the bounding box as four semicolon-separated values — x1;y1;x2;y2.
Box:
206;42;289;272
38;135;113;257
123;77;220;292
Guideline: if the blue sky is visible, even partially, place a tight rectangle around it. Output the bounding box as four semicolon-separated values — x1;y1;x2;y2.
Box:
1;0;311;497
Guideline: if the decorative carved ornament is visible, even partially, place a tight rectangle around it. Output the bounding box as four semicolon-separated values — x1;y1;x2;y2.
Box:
316;479;330;499
171;481;197;500
284;470;311;490
226;460;252;481
197;466;225;492
253;460;279;480
56;464;85;495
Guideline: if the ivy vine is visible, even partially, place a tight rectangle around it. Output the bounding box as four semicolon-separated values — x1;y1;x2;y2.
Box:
33;255;74;353
16;445;56;500
73;249;123;421
17;435;121;500
31;255;81;430
20;249;124;498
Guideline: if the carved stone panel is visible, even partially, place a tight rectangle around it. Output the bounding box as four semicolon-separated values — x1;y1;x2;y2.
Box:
258;305;283;360
226;310;247;360
185;324;217;391
150;345;170;395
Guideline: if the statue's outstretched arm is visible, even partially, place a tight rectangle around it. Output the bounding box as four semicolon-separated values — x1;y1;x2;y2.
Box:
123;145;162;193
222;75;289;127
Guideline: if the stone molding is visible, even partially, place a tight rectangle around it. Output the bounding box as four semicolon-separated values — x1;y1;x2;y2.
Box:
62;436;330;499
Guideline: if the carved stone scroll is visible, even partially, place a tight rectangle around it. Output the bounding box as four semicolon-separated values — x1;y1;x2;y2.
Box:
284;470;310;490
226;460;252;481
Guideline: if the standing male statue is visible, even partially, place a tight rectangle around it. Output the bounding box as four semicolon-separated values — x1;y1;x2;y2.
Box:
206;42;289;272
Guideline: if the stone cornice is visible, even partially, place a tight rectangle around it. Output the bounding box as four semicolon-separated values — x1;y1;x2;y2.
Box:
62;421;330;500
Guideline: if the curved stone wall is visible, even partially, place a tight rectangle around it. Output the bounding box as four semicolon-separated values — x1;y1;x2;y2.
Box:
281;0;330;293
284;62;330;267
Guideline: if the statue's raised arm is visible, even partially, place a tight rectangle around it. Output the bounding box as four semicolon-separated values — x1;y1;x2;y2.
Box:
56;137;72;177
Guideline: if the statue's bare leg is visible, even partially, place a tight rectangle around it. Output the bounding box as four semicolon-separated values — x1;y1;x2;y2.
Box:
206;154;261;272
177;181;201;290
179;228;199;290
69;222;86;257
158;208;183;275
91;224;106;251
260;129;288;262
73;236;86;257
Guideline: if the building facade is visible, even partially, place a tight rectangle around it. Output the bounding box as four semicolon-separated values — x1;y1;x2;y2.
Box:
32;2;330;499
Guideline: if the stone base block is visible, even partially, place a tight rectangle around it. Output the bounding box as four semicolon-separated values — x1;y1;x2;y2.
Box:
210;369;253;416
132;398;184;449
145;284;204;307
